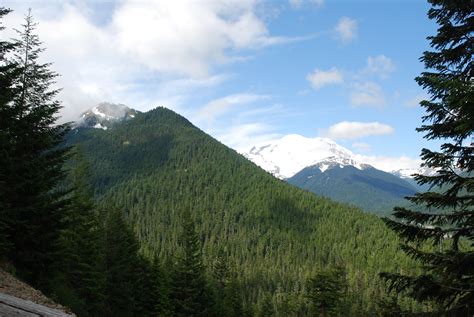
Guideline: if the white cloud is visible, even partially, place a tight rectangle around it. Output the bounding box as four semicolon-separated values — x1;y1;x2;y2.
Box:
197;93;269;122
352;142;371;153
307;67;343;89
289;0;324;9
110;0;282;77
289;0;304;8
3;1;300;122
322;121;394;140
354;154;422;173
214;123;281;152
335;17;357;43
405;93;429;108
350;82;386;107
365;55;395;79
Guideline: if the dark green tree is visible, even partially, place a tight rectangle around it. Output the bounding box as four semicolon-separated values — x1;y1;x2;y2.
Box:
102;208;144;316
151;257;173;316
381;0;473;314
1;9;70;284
257;293;276;317
0;6;18;260
170;209;214;317
51;150;105;316
306;266;347;317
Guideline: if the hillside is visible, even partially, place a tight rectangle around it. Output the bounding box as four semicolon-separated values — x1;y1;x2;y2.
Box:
287;163;417;215
0;266;74;316
65;107;419;313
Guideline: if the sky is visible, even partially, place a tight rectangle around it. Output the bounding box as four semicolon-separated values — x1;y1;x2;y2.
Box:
2;0;439;171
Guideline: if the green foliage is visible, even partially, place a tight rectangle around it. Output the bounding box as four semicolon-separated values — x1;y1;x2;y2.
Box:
306;266;347;316
0;6;16;260
101;208;152;316
66;106;422;314
170;209;215;316
51;150;105;316
288;165;417;216
0;9;70;284
381;0;474;314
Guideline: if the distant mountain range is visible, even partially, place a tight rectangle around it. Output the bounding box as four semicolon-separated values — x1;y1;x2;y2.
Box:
242;134;429;214
287;164;417;215
73;103;425;215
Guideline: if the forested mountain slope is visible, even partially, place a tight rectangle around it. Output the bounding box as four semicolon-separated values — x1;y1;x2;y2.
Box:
287;164;417;215
65;107;418;313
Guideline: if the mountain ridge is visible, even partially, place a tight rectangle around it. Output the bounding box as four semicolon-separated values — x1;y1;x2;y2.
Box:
65;106;415;313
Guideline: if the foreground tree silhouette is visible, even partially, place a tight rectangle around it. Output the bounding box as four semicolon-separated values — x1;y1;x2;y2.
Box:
381;0;473;314
0;7;18;260
0;10;70;283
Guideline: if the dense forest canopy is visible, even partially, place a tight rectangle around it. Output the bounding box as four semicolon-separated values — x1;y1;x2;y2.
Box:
1;0;471;316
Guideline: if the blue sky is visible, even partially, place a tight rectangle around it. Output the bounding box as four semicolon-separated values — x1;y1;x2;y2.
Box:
2;0;438;171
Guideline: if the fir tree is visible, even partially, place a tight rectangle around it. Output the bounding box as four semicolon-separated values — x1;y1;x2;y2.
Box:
151;257;173;316
170;209;214;317
306;266;347;317
51;150;105;316
102;208;143;316
381;0;473;314
1;9;70;283
0;6;18;260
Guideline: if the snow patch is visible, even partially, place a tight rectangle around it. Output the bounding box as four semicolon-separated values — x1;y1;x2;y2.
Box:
242;135;371;179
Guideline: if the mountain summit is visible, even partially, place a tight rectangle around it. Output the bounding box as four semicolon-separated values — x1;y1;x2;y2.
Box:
77;102;139;130
243;134;370;179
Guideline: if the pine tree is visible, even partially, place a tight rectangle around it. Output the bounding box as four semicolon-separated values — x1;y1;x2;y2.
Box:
51;150;105;316
1;9;70;283
102;208;143;316
170;209;214;317
0;6;18;260
151;257;173;316
306;266;347;317
381;0;473;314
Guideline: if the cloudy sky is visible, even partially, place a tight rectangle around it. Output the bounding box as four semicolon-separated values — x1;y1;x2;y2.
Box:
2;0;437;171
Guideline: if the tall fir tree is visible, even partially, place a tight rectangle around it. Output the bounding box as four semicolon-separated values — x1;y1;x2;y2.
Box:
51;150;105;316
0;6;18;260
170;209;215;317
102;208;143;316
0;9;70;284
381;0;473;314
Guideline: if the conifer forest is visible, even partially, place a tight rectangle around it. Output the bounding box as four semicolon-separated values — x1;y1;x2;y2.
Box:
0;1;472;316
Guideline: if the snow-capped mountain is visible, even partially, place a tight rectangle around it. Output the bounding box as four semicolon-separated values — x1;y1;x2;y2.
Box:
391;166;437;179
243;134;371;179
77;102;139;130
242;134;434;180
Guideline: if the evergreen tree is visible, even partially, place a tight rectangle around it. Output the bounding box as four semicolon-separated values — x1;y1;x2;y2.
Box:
0;6;18;260
381;0;473;314
51;150;105;316
257;293;276;317
170;209;214;316
151;257;173;316
1;9;70;284
102;208;143;316
306;266;347;317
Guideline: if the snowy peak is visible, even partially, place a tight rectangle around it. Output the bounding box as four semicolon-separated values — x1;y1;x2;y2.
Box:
391;166;438;179
243;135;371;179
77;102;139;130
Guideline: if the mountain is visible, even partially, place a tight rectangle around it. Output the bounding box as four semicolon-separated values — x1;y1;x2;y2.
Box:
243;134;419;214
243;134;365;179
65;106;416;313
287;163;417;215
77;102;139;130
